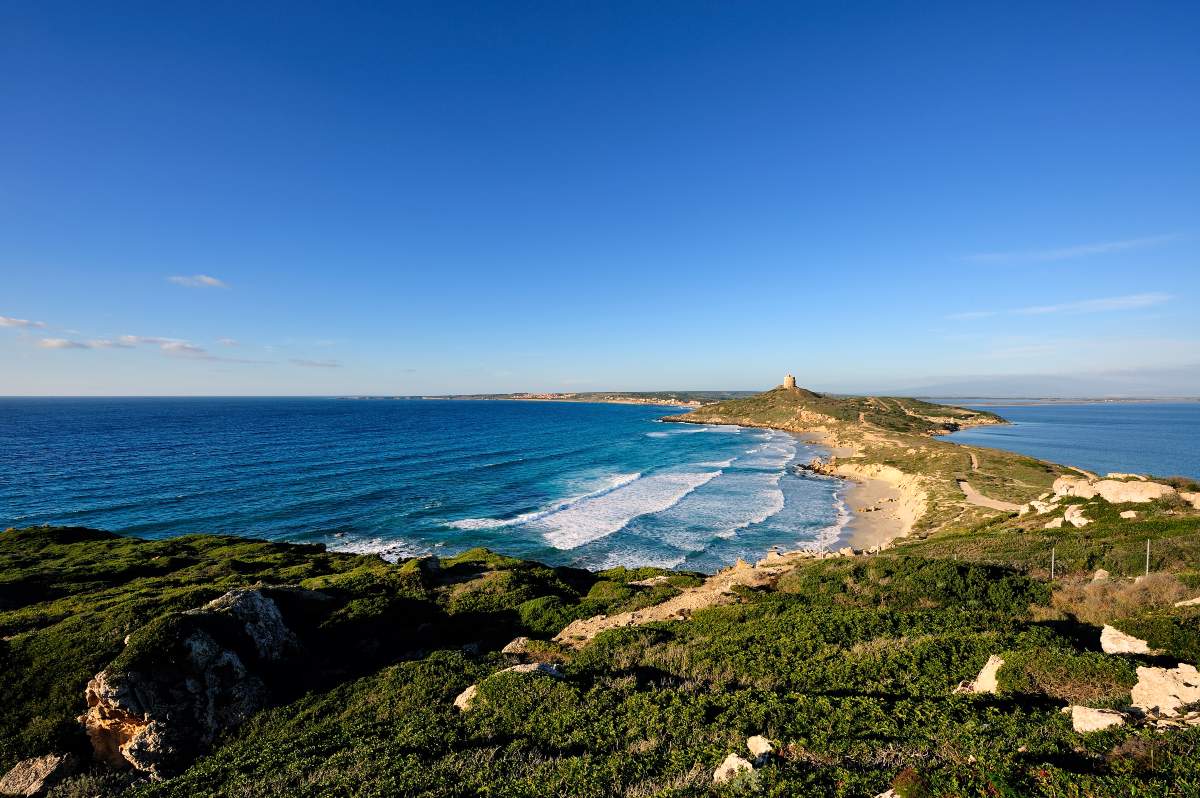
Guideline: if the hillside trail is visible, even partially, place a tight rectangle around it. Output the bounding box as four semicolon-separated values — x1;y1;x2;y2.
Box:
957;479;1022;512
553;550;827;647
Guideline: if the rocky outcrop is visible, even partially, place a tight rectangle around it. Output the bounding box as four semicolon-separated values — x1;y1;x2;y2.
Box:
1067;705;1126;733
1182;492;1200;510
1131;664;1200;716
79;589;300;776
712;753;753;785
1120;510;1139;519
1053;476;1176;504
0;754;76;797
1100;625;1162;656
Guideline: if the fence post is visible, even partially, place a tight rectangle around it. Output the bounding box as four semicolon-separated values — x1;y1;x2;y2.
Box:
1146;539;1151;577
1050;546;1056;580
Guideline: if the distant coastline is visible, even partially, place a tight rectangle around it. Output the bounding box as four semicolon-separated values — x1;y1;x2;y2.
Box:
341;390;758;408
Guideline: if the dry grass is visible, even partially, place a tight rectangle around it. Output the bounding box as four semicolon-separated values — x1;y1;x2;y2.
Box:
1051;572;1190;626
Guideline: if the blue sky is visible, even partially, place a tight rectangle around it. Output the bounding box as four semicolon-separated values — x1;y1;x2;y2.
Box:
2;1;1198;396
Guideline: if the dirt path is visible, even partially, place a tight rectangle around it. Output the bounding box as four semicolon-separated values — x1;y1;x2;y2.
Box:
553;551;827;647
968;451;979;471
957;480;1022;512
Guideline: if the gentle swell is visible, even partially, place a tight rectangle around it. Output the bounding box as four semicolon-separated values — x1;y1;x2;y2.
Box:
445;472;642;530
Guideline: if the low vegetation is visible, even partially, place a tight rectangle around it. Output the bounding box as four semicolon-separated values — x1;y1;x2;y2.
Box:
4;516;1200;797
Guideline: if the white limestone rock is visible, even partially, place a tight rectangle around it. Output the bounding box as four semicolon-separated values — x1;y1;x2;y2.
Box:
712;753;753;784
1131;664;1200;717
1053;476;1176;504
453;684;479;712
1069;705;1127;733
956;655;1005;694
1100;625;1162;656
1064;504;1090;528
745;735;774;764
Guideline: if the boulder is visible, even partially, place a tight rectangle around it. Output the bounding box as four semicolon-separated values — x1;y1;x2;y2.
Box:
501;636;531;656
1092;569;1111;582
836;546;856;557
1174;597;1200;608
1120;510;1138;519
1181;491;1200;510
712;753;753;784
1100;625;1162;656
1044;517;1065;529
1131;664;1200;716
745;734;773;764
0;754;77;797
1068;705;1126;733
79;589;299;776
453;684;478;712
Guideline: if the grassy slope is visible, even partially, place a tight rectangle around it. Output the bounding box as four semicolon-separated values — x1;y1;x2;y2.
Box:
4;523;1200;797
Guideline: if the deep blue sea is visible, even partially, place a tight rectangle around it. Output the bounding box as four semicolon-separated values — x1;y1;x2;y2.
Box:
0;398;845;572
944;402;1200;479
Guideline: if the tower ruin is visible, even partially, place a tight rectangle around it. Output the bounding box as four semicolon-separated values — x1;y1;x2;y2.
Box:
783;374;797;390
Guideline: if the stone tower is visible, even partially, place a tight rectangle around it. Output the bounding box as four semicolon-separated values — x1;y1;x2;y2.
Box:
783;374;797;390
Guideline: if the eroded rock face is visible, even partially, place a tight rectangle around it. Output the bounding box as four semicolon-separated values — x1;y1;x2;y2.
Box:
1131;664;1200;716
0;754;76;796
79;589;299;777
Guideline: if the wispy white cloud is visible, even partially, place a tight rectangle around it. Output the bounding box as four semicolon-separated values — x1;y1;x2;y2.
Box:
948;292;1171;321
1;315;47;328
87;339;135;349
945;310;999;321
290;358;342;368
1014;292;1172;316
167;274;228;289
161;341;209;356
217;337;238;346
38;338;90;349
965;234;1179;264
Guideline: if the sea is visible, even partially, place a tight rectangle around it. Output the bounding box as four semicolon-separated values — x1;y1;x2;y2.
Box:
0;398;846;573
4;398;1197;573
944;401;1200;480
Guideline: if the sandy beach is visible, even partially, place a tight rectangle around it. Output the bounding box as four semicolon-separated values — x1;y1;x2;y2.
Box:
792;431;927;552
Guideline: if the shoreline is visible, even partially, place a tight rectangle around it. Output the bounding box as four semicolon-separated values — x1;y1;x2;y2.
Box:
790;430;922;552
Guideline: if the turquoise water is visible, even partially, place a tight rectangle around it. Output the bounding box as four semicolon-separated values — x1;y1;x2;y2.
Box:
945;402;1200;479
0;398;845;572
